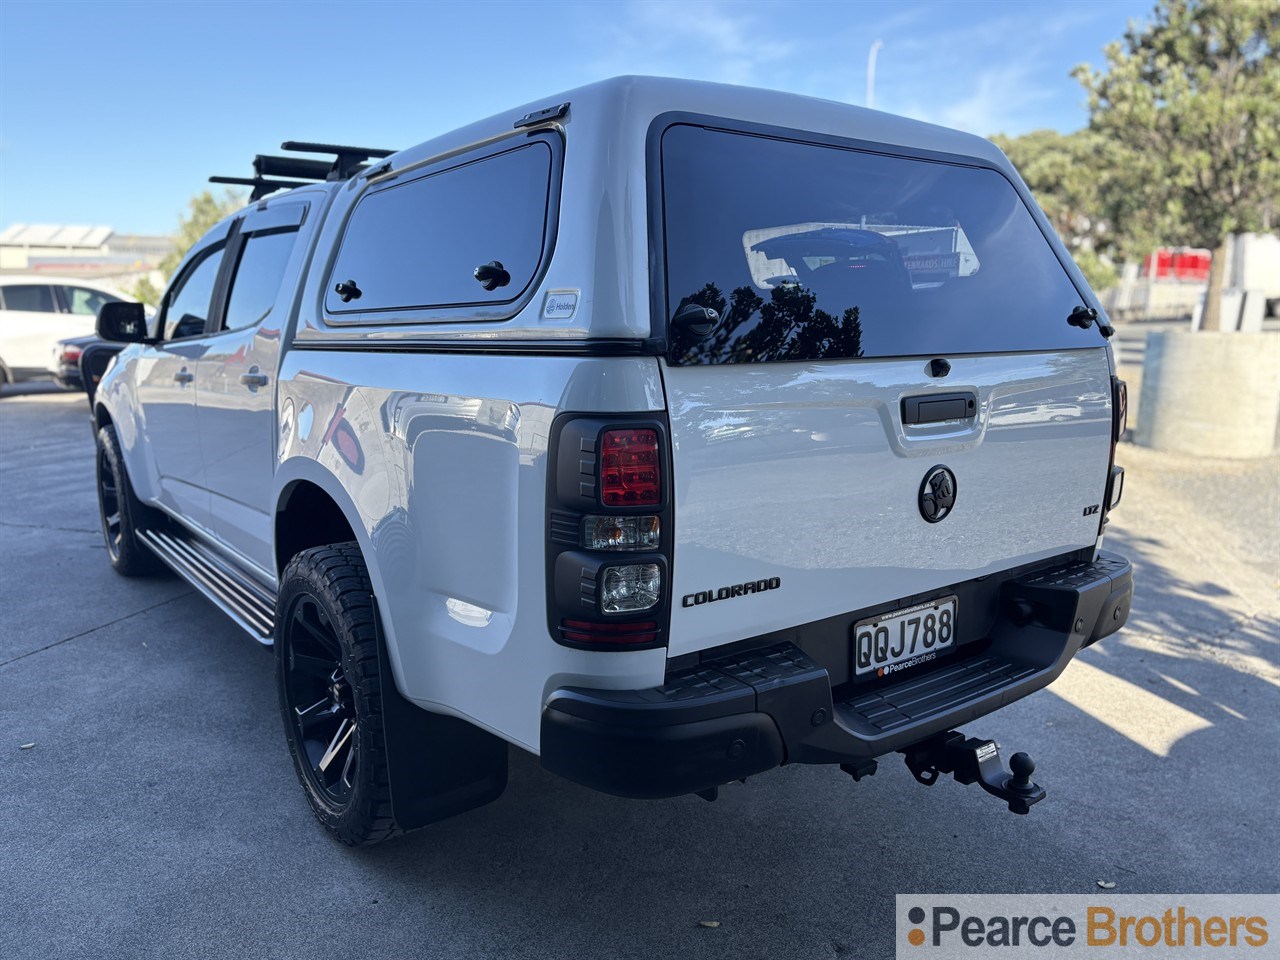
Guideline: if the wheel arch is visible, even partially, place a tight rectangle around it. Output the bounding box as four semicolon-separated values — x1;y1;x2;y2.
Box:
92;396;165;507
273;459;390;642
275;476;361;576
271;457;510;829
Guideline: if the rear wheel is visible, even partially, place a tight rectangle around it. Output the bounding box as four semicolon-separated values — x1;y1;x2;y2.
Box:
275;543;399;846
95;423;164;576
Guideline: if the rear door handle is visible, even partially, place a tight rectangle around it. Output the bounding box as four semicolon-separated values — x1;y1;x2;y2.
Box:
173;368;194;384
902;391;977;425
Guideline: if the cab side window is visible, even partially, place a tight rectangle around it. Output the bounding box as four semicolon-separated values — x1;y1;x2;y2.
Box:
1;284;56;313
222;230;298;332
163;247;225;340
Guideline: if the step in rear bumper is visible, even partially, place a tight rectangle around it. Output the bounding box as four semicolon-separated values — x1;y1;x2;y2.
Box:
540;551;1132;799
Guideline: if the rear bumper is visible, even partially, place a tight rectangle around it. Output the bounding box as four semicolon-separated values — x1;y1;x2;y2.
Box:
541;551;1132;799
54;369;83;390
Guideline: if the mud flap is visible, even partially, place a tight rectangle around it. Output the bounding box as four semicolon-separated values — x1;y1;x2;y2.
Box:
375;606;508;830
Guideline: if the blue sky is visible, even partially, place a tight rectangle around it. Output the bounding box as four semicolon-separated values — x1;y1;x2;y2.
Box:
0;0;1154;236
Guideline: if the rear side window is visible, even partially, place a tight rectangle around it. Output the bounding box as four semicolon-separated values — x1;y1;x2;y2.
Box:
62;286;121;316
660;125;1097;365
326;140;554;316
2;284;56;313
223;230;297;332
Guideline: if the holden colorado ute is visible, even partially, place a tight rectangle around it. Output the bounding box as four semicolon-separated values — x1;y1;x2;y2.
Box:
84;77;1132;845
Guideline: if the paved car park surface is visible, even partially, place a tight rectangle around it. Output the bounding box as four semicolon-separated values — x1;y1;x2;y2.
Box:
2;383;1277;960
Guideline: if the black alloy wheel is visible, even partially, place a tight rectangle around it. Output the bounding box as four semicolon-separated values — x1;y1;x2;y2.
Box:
97;443;124;563
281;593;359;804
274;543;397;845
95;423;163;576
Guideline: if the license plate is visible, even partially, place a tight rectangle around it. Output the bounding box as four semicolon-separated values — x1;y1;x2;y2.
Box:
853;596;957;677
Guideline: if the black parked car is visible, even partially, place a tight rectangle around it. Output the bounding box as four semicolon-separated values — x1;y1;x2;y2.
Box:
55;334;123;398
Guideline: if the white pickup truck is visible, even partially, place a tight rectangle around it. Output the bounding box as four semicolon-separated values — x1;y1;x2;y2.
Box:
86;76;1132;845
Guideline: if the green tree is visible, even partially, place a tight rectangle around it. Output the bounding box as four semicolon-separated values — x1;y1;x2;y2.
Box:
674;281;864;364
127;189;244;305
990;129;1120;291
1073;0;1280;329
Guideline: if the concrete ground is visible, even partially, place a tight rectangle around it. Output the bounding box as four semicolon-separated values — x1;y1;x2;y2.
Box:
2;384;1277;960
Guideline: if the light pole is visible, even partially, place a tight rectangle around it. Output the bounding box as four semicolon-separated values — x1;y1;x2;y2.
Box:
866;39;884;109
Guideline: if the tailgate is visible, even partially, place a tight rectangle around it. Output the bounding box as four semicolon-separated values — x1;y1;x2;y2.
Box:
663;349;1112;655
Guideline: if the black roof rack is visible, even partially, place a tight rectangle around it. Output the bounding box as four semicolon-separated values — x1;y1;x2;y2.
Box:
210;141;398;201
254;155;333;181
209;176;315;202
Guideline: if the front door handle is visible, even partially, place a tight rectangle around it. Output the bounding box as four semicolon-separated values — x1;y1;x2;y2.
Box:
240;366;269;389
173;368;194;384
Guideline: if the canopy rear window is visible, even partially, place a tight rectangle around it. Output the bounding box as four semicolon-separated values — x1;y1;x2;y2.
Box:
659;124;1097;364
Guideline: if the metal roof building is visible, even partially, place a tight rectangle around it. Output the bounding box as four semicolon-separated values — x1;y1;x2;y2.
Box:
0;224;172;281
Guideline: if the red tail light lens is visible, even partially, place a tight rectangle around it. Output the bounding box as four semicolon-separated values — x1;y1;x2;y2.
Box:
61;345;83;363
1113;378;1128;442
1102;376;1127;526
600;428;661;506
560;619;658;646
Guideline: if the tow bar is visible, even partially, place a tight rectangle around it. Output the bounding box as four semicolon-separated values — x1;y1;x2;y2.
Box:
900;731;1046;815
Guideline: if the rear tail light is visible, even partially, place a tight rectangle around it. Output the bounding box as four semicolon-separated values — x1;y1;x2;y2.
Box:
600;563;661;613
61;345;83;363
547;417;672;650
1108;466;1125;509
1101;376;1127;528
583;515;660;551
560;619;658;646
1113;378;1128;442
600;428;660;505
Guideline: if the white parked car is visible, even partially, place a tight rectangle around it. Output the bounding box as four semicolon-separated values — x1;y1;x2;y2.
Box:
0;276;131;385
85;77;1131;845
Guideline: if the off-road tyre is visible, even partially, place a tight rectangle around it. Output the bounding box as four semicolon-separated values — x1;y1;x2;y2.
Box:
275;543;399;846
95;423;165;576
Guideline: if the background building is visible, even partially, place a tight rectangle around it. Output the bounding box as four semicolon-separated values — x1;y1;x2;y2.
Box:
0;224;171;291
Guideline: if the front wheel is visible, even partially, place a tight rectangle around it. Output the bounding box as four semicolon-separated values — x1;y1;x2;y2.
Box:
275;543;399;846
95;423;164;576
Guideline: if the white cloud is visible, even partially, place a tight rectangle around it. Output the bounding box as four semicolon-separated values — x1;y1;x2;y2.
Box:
892;57;1057;136
942;62;1056;134
874;6;1099;135
586;0;797;87
572;0;1103;136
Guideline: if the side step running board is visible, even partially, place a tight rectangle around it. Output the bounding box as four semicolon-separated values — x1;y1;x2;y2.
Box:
138;528;276;644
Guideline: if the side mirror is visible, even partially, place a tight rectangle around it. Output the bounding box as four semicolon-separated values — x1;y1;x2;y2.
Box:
97;301;149;343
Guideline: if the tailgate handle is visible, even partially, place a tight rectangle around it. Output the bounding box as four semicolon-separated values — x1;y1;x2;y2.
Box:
902;391;977;425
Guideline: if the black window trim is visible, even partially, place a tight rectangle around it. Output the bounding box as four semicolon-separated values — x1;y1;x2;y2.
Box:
644;111;1101;358
207;200;309;337
321;129;564;326
158;240;231;343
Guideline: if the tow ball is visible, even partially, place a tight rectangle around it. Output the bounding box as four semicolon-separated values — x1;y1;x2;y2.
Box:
900;731;1046;815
